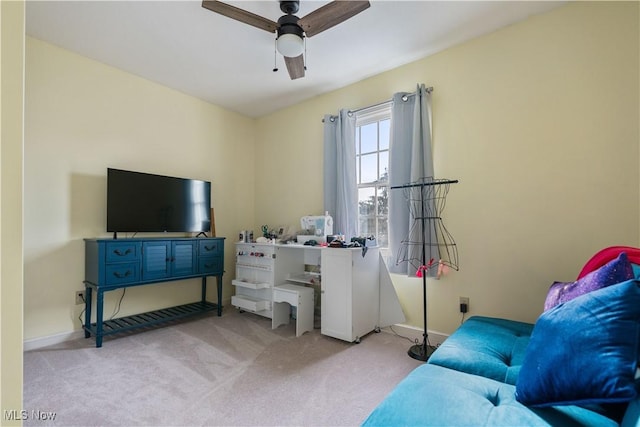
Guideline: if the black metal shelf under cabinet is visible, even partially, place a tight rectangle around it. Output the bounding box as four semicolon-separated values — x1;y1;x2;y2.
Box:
83;237;225;347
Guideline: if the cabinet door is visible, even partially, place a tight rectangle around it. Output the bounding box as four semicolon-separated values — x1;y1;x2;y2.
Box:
321;250;352;341
142;241;171;280
172;240;196;277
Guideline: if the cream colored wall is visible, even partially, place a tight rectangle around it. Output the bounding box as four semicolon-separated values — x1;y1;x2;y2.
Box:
255;2;639;334
24;37;256;340
1;0;25;422
21;1;640;343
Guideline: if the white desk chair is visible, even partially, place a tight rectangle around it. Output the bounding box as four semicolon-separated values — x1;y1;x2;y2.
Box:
273;284;314;337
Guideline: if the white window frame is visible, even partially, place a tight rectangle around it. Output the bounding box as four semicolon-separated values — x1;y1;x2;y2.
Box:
355;103;391;248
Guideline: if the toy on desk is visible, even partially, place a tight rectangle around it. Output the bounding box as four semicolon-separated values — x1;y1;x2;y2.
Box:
329;240;346;248
350;236;377;247
261;225;282;240
349;236;378;257
256;236;276;244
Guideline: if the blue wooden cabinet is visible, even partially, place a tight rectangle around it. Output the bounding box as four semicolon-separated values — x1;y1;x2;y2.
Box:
83;237;225;347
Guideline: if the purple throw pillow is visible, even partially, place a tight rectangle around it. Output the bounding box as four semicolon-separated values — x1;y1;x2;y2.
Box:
544;252;633;311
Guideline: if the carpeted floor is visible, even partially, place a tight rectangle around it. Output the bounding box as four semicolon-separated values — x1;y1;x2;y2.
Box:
24;309;422;426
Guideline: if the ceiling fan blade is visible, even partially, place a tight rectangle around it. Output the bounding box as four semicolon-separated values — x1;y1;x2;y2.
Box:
284;55;305;80
298;1;370;38
202;1;278;33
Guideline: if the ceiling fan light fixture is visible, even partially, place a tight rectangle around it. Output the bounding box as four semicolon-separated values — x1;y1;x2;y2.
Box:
276;14;304;58
277;33;304;57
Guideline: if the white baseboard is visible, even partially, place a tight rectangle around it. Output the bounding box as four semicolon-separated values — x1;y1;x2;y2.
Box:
23;330;85;351
380;323;449;347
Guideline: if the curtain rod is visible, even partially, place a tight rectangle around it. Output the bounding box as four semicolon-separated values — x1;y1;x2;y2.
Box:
323;86;433;122
351;86;433;115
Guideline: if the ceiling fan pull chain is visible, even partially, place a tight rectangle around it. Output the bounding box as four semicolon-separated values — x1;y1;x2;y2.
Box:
304;37;308;71
273;39;279;72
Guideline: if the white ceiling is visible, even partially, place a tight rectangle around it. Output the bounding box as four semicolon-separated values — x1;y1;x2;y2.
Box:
26;1;565;118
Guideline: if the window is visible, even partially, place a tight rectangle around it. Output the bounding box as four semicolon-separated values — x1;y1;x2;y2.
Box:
356;105;391;247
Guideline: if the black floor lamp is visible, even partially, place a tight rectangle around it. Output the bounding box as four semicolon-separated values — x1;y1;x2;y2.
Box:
391;177;459;361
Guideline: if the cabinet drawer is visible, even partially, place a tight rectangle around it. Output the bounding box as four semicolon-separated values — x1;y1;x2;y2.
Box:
105;262;140;286
198;256;222;274
199;240;222;256
231;295;271;312
105;242;140;262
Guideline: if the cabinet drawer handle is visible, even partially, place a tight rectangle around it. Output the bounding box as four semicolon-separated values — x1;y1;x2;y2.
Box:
113;270;132;279
204;245;215;251
204;263;214;268
113;249;132;257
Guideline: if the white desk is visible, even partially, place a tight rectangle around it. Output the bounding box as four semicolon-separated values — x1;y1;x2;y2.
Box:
232;242;404;342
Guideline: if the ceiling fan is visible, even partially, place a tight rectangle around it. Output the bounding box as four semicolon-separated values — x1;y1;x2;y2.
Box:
201;0;371;80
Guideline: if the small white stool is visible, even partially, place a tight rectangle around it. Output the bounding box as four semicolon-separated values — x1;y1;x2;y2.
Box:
273;284;314;337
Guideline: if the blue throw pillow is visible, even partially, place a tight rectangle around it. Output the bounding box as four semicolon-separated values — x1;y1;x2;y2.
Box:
516;279;640;407
544;252;633;311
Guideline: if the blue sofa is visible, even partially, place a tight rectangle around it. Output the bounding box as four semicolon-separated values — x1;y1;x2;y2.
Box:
363;277;640;426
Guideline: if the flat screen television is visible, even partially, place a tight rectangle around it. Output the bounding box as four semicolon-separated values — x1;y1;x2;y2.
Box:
107;168;211;234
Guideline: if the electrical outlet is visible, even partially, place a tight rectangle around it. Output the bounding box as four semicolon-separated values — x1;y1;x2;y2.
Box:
459;296;469;313
75;291;85;305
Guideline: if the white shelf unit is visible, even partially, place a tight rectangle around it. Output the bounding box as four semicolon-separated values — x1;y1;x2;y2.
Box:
233;243;308;323
232;243;276;319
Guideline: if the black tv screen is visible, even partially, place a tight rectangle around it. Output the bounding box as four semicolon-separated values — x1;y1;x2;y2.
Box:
107;168;211;233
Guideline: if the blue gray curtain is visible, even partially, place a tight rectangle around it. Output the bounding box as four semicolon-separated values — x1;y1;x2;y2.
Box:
388;84;435;275
323;110;358;241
